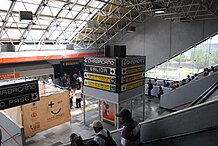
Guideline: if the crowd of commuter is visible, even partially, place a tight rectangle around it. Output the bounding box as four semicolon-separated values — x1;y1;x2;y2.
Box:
70;109;140;146
147;66;216;98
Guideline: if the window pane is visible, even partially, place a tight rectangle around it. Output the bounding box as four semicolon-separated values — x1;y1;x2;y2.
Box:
209;34;218;67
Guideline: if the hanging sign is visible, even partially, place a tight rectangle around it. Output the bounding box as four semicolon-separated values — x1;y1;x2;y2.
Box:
121;65;145;75
121;79;144;92
84;72;116;84
84;79;116;92
120;57;145;67
121;72;145;84
84;57;116;67
84;65;116;75
0;80;39;110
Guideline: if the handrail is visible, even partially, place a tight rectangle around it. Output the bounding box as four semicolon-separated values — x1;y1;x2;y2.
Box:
189;81;218;107
61;99;218;146
141;126;217;144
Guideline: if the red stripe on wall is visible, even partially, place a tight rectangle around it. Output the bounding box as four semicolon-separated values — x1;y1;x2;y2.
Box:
171;101;193;110
0;52;103;64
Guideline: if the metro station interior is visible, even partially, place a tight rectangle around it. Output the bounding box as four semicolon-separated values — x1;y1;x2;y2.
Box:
0;0;218;146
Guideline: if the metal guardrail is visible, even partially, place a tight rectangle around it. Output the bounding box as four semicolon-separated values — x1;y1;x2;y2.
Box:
141;126;217;144
189;81;218;107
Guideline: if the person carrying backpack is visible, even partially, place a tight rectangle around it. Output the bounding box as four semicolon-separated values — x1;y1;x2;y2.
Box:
90;120;117;146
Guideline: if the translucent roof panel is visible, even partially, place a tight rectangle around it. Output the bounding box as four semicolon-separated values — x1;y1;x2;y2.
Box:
41;6;61;16
1;29;24;39
0;0;12;11
13;1;38;13
27;30;45;40
0;0;107;50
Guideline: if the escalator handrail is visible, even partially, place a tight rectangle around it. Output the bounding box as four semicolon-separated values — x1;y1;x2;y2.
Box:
140;126;217;144
198;81;218;104
189;81;218;107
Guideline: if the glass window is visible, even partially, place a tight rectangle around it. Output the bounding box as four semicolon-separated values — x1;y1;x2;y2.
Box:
209;34;218;67
146;33;218;80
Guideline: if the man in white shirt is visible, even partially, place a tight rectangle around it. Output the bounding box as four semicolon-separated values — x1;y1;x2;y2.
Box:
74;87;82;108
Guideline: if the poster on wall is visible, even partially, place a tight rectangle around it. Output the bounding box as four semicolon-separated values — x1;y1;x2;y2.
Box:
102;101;115;125
22;91;70;137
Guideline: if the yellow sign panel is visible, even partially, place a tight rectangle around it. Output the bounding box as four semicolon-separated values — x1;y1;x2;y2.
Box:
121;79;144;91
84;79;116;92
84;72;116;84
125;72;145;83
122;65;145;75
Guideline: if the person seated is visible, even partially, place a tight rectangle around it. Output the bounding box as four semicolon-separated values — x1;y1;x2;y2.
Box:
203;68;209;76
180;79;186;86
194;74;199;80
186;75;191;83
209;66;215;75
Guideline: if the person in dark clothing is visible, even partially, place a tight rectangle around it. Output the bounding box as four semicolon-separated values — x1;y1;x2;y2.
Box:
88;140;99;146
116;109;140;146
70;133;84;146
157;86;164;99
147;79;153;98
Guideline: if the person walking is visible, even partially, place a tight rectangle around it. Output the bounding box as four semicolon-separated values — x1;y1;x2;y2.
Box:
74;87;82;108
116;109;140;146
147;79;153;99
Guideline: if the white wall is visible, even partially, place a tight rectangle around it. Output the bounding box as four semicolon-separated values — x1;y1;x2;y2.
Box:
109;15;218;70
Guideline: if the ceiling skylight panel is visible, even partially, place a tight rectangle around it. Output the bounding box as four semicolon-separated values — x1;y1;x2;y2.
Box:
2;29;23;39
41;6;60;16
76;0;89;5
0;0;11;10
0;12;7;21
27;30;44;40
49;30;63;40
13;1;38;13
89;1;105;8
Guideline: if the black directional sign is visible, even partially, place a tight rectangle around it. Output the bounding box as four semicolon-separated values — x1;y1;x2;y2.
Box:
0;80;39;110
120;57;145;68
84;57;117;67
84;65;116;76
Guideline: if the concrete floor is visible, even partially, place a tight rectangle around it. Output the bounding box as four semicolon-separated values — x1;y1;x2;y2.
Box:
25;96;170;146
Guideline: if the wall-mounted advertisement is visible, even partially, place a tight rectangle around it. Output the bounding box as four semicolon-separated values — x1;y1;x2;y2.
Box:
102;101;115;125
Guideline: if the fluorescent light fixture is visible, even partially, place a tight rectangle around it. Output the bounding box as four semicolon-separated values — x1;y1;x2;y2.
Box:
154;10;165;14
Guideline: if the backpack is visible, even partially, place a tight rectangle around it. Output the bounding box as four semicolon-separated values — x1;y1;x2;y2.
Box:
97;130;117;146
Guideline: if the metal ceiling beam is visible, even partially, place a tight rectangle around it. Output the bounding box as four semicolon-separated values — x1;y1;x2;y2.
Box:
0;0;17;39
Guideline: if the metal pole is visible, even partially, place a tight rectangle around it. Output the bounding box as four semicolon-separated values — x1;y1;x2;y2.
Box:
83;95;86;125
116;103;120;129
98;99;101;121
142;94;145;121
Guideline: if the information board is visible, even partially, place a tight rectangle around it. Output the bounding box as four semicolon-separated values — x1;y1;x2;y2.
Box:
121;72;145;84
0;80;39;110
84;79;116;92
121;65;145;75
120;57;145;67
84;57;116;67
84;72;116;84
121;79;144;92
84;65;116;76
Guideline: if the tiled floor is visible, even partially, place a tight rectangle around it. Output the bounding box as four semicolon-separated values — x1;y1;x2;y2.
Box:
26;96;170;146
